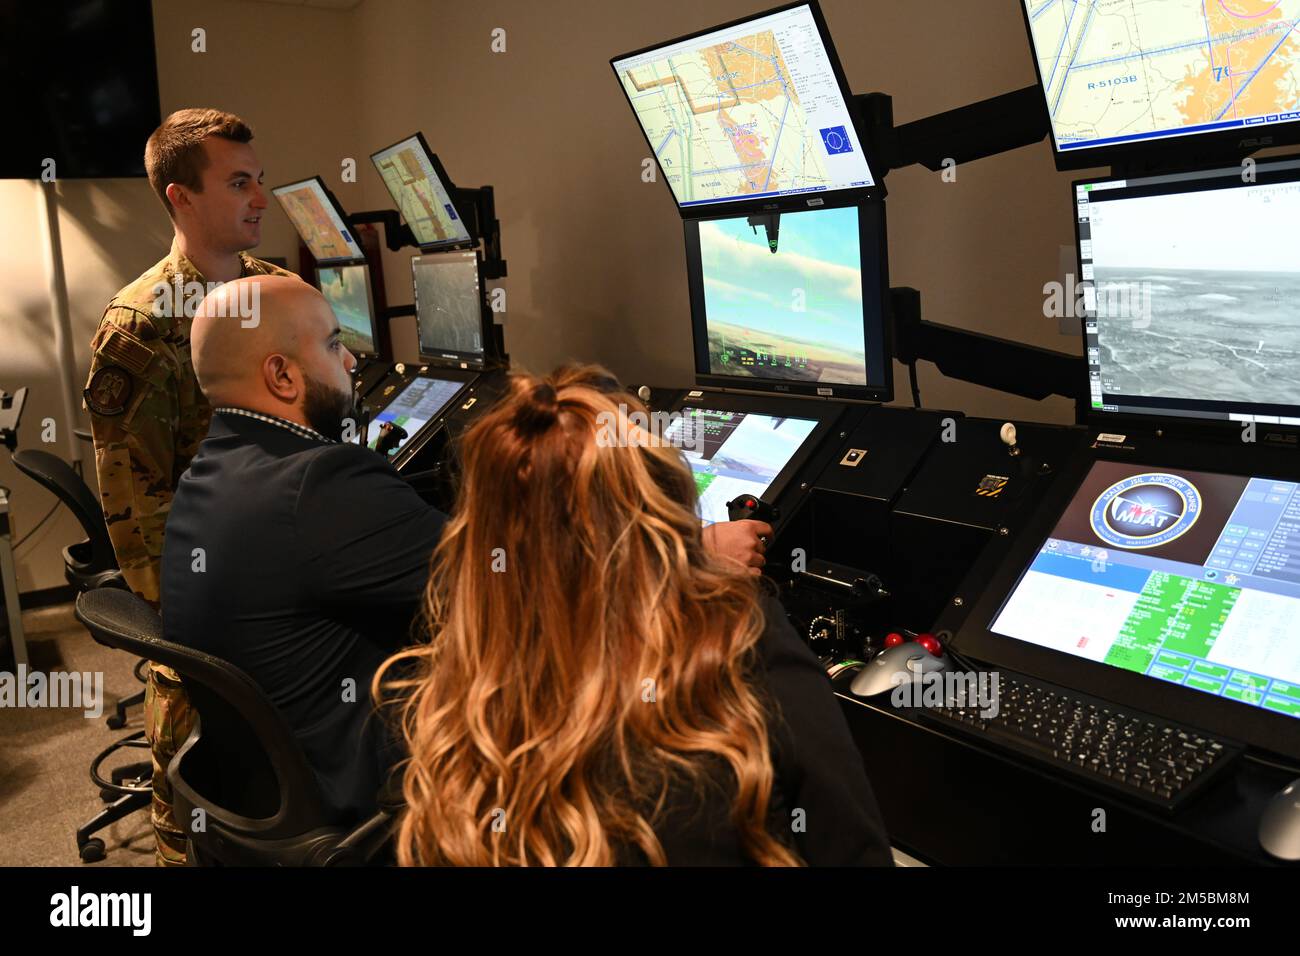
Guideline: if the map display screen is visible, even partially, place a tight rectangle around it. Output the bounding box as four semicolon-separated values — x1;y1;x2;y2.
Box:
695;204;867;385
993;461;1300;722
1025;0;1300;157
370;135;472;249
1076;157;1300;425
662;408;818;524
412;251;485;363
272;178;365;263
366;375;465;457
611;3;876;210
316;264;377;357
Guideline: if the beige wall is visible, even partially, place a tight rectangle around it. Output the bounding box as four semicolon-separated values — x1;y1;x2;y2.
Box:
345;0;1085;415
2;0;1087;593
0;0;361;591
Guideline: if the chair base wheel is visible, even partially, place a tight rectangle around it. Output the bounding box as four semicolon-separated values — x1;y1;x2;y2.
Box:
79;838;106;863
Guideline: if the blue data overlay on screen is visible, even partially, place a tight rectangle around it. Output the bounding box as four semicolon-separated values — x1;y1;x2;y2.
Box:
365;376;464;456
699;204;867;386
316;265;376;356
1024;0;1300;154
992;460;1300;721
612;3;875;209
662;408;817;524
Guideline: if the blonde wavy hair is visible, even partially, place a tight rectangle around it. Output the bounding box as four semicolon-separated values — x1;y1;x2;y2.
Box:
374;365;799;866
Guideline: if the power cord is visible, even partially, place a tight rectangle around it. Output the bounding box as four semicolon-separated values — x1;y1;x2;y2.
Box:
13;499;62;551
8;451;84;551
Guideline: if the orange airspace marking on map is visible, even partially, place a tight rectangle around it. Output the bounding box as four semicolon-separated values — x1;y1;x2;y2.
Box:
717;108;772;193
1176;0;1300;123
623;30;797;115
709;33;799;109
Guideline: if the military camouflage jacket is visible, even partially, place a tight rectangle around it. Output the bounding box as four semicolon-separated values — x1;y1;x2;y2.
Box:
84;237;296;607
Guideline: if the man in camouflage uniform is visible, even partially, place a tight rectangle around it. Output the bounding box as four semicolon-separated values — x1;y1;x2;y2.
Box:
85;108;297;865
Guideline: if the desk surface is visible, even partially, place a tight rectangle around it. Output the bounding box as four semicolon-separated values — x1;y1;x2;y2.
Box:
838;684;1296;866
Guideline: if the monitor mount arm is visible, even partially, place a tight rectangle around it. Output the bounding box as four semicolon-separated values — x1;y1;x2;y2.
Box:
890;288;1084;409
346;187;508;281
854;86;1050;177
454;186;508;281
850;87;1082;413
345;210;417;252
0;388;27;452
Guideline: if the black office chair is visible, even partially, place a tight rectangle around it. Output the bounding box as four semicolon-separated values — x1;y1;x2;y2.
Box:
10;448;151;727
74;588;395;866
11;448;155;861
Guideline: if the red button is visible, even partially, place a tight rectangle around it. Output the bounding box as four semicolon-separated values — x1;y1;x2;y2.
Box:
884;632;905;648
916;633;943;657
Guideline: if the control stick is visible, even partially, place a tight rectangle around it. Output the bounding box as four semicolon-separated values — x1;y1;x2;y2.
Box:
1000;421;1020;457
726;494;779;524
374;422;408;457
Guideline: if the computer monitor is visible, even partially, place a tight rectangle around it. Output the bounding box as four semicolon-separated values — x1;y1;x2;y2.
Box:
1021;0;1300;171
271;177;366;263
411;250;488;367
661;407;820;524
1075;155;1300;428
315;263;379;359
683;197;891;401
365;374;467;459
369;133;473;250
963;459;1300;759
611;0;879;217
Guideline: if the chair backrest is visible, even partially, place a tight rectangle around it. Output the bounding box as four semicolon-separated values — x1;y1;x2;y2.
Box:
73;588;341;841
11;448;119;583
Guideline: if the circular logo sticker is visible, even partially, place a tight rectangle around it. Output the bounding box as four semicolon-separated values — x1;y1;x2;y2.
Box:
84;366;134;417
1090;472;1200;550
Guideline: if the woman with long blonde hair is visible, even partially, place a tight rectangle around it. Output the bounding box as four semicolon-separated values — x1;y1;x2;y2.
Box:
375;365;890;866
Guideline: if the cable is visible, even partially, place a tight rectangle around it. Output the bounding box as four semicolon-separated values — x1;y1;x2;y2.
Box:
13;499;62;550
908;360;921;407
1243;752;1300;777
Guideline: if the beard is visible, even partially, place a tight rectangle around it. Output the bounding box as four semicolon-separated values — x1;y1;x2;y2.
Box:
302;373;358;442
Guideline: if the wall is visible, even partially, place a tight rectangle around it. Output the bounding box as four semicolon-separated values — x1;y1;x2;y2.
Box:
346;0;1086;419
2;0;1089;594
0;0;361;592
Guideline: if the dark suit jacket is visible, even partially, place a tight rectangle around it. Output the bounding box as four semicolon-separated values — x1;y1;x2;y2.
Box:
161;411;446;821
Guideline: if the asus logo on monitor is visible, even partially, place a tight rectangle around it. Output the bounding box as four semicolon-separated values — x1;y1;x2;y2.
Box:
1238;135;1274;149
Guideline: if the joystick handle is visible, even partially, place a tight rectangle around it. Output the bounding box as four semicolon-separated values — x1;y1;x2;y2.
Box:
375;422;408;457
726;494;780;524
1000;421;1020;457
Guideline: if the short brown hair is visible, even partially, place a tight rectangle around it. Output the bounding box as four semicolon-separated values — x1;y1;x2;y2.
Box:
145;108;253;217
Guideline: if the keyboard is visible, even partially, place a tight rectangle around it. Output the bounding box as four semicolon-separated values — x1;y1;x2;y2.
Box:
916;671;1242;811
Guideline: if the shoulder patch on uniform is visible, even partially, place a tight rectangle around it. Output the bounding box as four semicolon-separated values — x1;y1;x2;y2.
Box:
98;326;156;376
85;366;135;417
